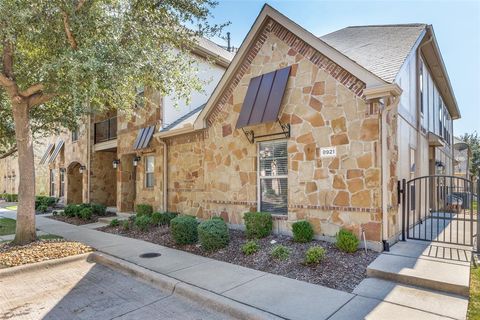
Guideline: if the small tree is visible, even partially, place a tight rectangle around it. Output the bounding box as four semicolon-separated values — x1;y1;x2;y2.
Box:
0;0;225;244
459;132;480;179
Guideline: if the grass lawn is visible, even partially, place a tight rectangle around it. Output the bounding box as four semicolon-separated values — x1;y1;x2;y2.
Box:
0;218;16;236
4;205;17;211
38;234;63;240
469;265;480;319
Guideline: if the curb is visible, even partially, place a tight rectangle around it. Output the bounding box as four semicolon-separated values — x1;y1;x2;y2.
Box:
0;252;93;278
89;252;283;320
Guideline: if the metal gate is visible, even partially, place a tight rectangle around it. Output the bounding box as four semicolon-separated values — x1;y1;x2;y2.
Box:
400;175;479;248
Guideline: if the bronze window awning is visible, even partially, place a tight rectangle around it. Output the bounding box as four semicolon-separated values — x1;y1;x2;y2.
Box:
236;66;291;129
40;143;54;165
236;66;291;143
49;140;64;163
133;125;155;150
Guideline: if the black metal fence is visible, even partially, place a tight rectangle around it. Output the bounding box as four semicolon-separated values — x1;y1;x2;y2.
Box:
94;117;117;143
400;175;479;249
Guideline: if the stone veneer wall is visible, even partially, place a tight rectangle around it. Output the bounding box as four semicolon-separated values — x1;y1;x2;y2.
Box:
164;18;384;244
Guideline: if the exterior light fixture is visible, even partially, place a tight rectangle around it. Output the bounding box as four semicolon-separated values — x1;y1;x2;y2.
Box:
133;156;141;167
112;159;120;169
79;165;86;173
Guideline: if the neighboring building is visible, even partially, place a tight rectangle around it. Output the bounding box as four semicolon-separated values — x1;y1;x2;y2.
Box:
453;137;471;179
0;5;461;250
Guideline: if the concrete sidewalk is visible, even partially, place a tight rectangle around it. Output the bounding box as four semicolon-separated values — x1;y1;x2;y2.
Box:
0;208;469;320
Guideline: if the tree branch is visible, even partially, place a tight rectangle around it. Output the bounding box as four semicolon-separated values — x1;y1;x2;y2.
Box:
20;83;44;97
62;11;78;50
76;0;86;11
0;73;14;88
0;145;17;159
28;92;55;108
2;39;14;79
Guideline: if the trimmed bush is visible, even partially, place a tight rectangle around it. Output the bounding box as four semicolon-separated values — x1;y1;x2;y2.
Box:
122;220;130;231
37;204;49;213
198;218;230;251
64;204;80;217
241;240;259;255
136;204;153;217
79;207;93;220
292;220;314;243
336;229;360;253
109;219;120;227
244;212;272;239
170;215;198;245
35;196;57;209
135;215;152;231
91;203;107;216
304;246;326;265
271;245;290;260
151;212;178;226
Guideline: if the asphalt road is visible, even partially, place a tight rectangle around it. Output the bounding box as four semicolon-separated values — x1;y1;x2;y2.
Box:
0;258;232;320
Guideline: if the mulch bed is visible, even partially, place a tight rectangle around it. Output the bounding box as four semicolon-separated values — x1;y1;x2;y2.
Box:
0;239;94;267
98;225;378;292
47;212;115;225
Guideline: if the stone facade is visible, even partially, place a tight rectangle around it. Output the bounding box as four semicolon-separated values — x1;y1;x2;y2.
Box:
163;19;385;246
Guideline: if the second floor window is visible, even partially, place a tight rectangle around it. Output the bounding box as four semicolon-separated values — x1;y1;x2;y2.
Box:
145;155;155;188
72;129;79;142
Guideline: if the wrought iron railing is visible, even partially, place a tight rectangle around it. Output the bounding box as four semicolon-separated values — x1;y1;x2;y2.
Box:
94;117;117;143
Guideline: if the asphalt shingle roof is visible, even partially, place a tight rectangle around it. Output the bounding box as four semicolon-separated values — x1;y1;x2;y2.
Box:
320;24;426;83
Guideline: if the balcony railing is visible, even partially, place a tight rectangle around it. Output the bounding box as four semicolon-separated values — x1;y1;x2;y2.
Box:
94;117;117;144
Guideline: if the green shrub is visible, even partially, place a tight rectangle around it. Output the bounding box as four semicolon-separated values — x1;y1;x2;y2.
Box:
122;220;130;231
304;246;326;265
241;240;259;255
4;193;18;202
151;212;162;226
37;204;49;213
170;215;198;244
198;218;230;251
336;229;359;253
292;220;314;243
135;215;152;231
64;204;80;217
91;203;107;216
78;203;91;210
109;219;120;227
79;207;93;220
244;212;272;239
136;204;153;217
160;212;178;226
271;245;290;260
128;215;136;223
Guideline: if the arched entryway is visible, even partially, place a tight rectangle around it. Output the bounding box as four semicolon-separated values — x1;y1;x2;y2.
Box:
67;162;84;204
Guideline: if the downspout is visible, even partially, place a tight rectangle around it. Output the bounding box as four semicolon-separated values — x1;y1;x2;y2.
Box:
159;139;168;212
87;114;91;203
380;95;400;246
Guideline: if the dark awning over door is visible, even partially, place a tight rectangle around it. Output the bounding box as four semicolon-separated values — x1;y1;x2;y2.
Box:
133;125;155;150
236;66;291;129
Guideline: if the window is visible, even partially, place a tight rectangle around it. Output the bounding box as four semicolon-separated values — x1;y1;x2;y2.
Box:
135;86;145;108
59;169;65;197
49;169;55;197
258;141;288;214
409;148;416;180
419;61;424;114
145;155;155;188
72;129;79;142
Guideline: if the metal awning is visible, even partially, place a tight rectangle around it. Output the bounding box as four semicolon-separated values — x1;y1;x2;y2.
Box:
236;66;291;129
133;125;155;150
39;143;54;165
48;140;64;163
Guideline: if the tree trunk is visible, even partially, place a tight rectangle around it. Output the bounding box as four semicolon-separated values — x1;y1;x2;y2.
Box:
12;102;36;245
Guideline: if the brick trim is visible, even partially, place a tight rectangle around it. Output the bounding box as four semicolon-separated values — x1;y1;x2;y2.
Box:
288;204;380;213
204;199;257;206
205;18;366;126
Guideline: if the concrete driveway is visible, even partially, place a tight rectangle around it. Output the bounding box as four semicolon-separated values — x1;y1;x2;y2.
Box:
0;258;232;320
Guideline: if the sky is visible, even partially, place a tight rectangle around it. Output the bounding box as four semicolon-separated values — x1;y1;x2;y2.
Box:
207;0;480;136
